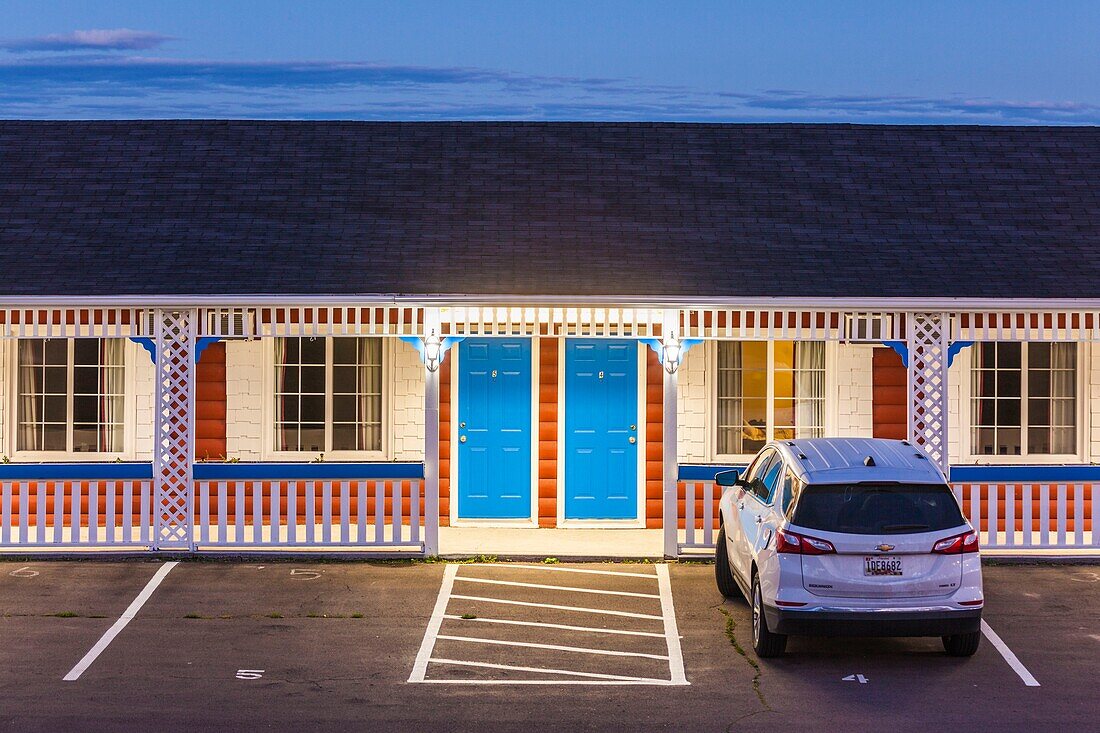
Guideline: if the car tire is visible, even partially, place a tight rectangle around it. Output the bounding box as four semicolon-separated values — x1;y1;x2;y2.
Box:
942;631;982;657
714;526;742;600
751;576;787;658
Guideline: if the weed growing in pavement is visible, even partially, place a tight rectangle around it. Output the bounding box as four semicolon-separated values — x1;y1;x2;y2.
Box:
351;613;364;618
460;613;477;620
266;612;284;619
49;611;78;618
542;557;559;564
720;607;770;710
183;613;207;619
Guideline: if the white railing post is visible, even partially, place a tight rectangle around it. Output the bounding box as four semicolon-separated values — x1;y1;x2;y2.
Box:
662;310;680;559
152;307;197;551
423;308;441;556
907;312;950;476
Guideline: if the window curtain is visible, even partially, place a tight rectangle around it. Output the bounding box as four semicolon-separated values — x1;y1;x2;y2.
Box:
17;341;40;451
1050;343;1075;453
100;339;125;452
717;342;743;454
358;337;382;451
273;338;288;451
794;342;825;438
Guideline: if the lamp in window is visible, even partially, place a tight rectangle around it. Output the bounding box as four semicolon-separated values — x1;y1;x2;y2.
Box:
662;331;682;374
423;330;442;372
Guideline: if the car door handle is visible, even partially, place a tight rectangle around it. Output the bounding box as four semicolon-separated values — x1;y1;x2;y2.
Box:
737;502;745;511
755;515;763;524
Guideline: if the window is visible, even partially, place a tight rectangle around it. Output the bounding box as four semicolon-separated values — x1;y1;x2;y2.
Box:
970;343;1076;456
716;341;825;456
17;339;126;453
273;337;383;454
791;483;965;535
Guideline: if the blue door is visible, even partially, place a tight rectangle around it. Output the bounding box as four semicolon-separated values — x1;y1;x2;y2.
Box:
564;340;639;519
457;338;533;519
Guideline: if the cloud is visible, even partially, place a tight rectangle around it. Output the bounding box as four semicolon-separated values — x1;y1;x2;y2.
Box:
0;29;175;53
0;54;1096;124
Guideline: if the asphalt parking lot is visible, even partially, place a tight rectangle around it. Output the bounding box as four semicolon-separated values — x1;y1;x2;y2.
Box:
0;559;1096;732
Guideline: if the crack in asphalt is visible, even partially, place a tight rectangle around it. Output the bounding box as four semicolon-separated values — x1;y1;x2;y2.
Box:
718;605;771;715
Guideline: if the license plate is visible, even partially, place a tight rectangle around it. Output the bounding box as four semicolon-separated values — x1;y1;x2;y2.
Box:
864;556;903;576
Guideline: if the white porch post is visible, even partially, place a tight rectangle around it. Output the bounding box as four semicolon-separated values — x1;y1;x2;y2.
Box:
662;310;679;559
423;308;441;556
907;312;951;476
152;308;197;550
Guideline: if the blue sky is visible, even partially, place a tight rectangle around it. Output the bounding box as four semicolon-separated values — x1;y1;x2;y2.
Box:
1;0;1098;123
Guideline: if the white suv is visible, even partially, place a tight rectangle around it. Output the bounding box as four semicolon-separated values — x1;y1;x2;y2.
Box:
715;437;983;658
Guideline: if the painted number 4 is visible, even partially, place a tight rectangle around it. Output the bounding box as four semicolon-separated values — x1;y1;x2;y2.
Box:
236;669;264;680
842;674;869;684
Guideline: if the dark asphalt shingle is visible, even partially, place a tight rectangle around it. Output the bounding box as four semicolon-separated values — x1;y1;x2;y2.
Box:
0;120;1097;299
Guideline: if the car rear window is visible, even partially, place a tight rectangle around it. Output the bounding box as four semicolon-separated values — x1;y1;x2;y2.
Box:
790;483;965;535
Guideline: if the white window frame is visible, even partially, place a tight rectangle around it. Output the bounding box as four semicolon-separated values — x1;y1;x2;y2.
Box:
261;336;392;462
6;338;137;462
708;340;837;464
959;342;1089;464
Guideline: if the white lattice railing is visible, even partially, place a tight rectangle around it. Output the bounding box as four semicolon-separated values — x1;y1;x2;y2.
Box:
0;480;154;548
193;479;425;549
675;480;1098;555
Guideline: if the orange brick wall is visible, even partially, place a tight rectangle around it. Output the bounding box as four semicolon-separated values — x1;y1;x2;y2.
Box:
645;348;664;528
438;356;452;526
538;338;558;527
195;342;228;461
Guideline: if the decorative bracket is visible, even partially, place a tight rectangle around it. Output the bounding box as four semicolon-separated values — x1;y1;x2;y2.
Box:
883;339;973;368
131;336;222;364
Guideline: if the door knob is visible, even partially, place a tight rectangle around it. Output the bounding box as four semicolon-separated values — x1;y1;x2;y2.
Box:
459;435;467;443
628;436;636;444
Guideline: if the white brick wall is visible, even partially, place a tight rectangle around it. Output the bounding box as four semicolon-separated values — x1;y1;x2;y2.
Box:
676;345;708;462
834;344;874;438
226;339;265;460
390;339;425;461
133;343;155;460
0;340;7;457
223;338;424;462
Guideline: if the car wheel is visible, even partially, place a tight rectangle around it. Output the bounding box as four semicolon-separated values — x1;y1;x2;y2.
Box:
714;526;742;600
751;576;787;658
942;631;982;657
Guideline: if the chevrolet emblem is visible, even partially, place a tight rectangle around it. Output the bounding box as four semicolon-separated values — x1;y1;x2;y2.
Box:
876;544;895;552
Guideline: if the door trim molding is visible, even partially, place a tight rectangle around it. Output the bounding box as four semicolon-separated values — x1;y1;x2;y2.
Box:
557;338;647;529
449;337;540;528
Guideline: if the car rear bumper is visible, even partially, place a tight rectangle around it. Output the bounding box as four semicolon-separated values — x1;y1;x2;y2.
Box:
764;605;982;637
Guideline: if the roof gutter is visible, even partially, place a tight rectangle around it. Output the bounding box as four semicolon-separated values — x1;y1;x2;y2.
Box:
1;294;1100;310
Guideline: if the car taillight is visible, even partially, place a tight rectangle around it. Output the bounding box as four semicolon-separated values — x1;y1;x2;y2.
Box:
931;531;980;554
776;529;836;555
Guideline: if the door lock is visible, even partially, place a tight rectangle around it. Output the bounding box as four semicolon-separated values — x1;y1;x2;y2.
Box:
630;424;636;431
629;436;636;444
459;435;467;443
459;421;466;428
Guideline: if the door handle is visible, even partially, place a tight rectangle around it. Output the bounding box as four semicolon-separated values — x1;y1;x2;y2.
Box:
755;515;763;524
459;435;467;443
737;502;745;511
628;436;636;444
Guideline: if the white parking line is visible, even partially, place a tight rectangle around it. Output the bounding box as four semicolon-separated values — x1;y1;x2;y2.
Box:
436;634;671;660
428;658;672;683
62;561;177;682
655;564;688;686
408;564;458;683
443;614;666;638
981;620;1040;687
475;563;658;579
454;576;661;599
449;594;664;620
410;563;688;685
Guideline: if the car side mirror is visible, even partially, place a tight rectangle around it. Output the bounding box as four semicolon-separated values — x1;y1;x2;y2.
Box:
714;470;741;487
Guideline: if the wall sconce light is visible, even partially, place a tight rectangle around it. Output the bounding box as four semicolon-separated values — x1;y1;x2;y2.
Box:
662;331;682;374
423;330;442;372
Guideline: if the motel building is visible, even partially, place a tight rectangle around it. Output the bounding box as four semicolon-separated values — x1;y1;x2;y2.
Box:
0;120;1097;559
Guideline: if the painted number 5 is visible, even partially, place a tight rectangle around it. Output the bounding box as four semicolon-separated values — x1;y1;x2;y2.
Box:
290;569;321;580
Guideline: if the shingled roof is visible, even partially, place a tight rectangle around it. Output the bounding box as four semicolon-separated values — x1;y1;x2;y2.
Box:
0;120;1098;300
